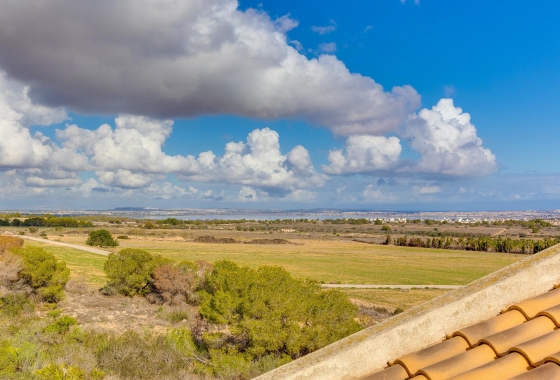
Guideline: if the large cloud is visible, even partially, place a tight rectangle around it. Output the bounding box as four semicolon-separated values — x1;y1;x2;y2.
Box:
403;99;497;177
0;0;419;136
322;99;497;178
57;117;326;192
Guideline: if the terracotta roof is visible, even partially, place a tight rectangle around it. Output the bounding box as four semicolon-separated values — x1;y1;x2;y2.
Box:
362;286;560;380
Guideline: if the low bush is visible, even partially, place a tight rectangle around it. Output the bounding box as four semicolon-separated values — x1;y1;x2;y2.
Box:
103;249;171;296
0;293;33;317
0;236;24;254
152;260;211;306
11;246;70;302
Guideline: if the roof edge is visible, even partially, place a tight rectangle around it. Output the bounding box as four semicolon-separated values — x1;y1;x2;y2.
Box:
255;244;560;380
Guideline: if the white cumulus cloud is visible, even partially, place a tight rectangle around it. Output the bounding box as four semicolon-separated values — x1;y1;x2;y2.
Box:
403;99;497;177
323;135;402;174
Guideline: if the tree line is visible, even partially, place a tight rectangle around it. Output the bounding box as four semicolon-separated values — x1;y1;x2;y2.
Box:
386;234;560;254
0;216;93;228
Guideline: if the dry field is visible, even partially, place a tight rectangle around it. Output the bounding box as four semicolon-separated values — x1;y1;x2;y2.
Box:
19;227;529;315
33;232;523;286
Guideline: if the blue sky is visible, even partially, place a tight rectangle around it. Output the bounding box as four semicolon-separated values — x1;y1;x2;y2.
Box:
0;0;559;211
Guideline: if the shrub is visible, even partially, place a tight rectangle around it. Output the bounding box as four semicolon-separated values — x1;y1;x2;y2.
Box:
28;227;38;233
0;341;19;377
0;253;23;287
12;246;70;302
153;260;209;305
0;293;33;317
116;235;129;240
103;249;171;296
35;363;86;380
199;261;361;364
0;236;24;254
44;315;79;334
97;331;187;379
167;310;189;323
85;230;118;247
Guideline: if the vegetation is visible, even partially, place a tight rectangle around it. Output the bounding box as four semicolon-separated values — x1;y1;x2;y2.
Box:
388;235;560;254
9;246;70;302
0;236;24;253
86;229;119;247
98;252;362;378
103;249;170;296
198;261;360;366
0;215;93;227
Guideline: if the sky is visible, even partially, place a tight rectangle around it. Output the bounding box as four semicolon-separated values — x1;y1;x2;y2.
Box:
0;0;559;211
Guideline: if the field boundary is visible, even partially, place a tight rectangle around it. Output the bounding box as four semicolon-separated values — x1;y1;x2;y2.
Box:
321;284;463;289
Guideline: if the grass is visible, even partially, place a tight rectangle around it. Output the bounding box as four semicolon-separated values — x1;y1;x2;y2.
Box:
113;239;522;285
340;288;451;310
24;241;107;287
42;235;523;286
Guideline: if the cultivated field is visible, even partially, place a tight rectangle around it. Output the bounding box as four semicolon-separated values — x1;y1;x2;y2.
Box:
29;235;523;286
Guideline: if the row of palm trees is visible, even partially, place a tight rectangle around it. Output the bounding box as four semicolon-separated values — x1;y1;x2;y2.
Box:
387;235;560;254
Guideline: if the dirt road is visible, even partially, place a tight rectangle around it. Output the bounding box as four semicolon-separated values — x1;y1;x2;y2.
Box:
7;234;111;256
321;284;463;289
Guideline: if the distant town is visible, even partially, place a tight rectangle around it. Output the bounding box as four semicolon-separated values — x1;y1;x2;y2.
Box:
2;207;560;225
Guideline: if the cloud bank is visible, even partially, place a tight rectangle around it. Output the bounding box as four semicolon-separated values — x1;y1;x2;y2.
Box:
0;0;419;136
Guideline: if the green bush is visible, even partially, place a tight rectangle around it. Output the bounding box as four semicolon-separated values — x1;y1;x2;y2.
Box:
0;293;33;317
86;230;118;247
12;246;70;302
199;261;361;365
44;316;79;334
97;331;186;379
0;341;19;376
35;363;86;380
103;249;171;296
167;311;189;323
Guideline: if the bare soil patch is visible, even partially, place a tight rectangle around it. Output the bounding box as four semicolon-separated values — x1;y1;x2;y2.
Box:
59;279;197;335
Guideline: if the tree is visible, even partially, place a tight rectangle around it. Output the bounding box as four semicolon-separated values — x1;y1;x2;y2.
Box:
86;230;118;247
11;246;70;302
199;261;360;364
103;249;171;296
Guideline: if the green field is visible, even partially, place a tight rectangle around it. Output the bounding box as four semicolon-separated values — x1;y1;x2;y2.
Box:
340;288;451;310
26;241;107;286
27;237;523;286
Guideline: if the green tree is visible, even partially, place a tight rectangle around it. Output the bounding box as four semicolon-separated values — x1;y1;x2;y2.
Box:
199;261;360;364
86;230;118;247
12;246;70;302
103;249;172;296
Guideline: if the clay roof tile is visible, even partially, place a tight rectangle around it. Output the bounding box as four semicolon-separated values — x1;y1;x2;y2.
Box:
416;344;496;380
505;287;560;319
508;329;560;366
446;352;531;380
509;362;560;380
476;316;556;356
390;336;469;376
450;309;526;347
358;363;408;380
536;304;560;326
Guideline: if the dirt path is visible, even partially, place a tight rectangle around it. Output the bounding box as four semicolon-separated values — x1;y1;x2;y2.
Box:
492;228;507;236
321;284;463;289
6;234;111;256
